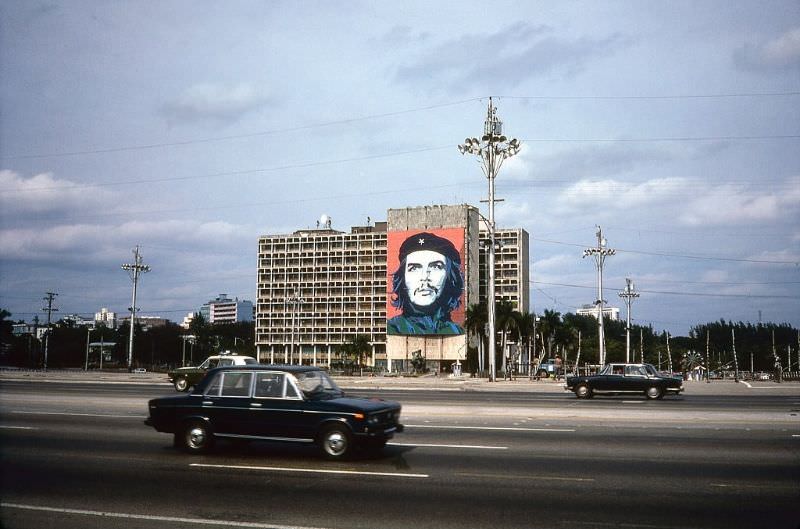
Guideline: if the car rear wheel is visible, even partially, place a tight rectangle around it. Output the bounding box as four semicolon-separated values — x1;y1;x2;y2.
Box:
319;424;352;460
173;377;189;392
575;384;592;399
645;386;663;400
537;370;549;379
180;421;214;453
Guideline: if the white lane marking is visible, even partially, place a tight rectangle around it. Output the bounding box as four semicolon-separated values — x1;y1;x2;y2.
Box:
388;442;507;450
622;401;644;404
0;425;36;430
791;434;800;438
405;424;575;432
740;381;753;388
190;463;429;479
11;410;143;419
0;502;330;528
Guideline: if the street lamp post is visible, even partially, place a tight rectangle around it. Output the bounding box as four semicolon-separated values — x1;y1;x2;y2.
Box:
618;277;640;363
285;290;304;364
583;227;615;366
459;97;521;382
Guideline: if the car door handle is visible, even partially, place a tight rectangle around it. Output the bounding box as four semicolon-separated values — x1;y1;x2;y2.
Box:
250;402;263;407
202;400;214;405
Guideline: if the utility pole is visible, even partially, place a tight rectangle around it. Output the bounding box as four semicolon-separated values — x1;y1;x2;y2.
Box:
42;292;58;370
583;227;615;366
121;246;150;371
458;98;521;382
618;277;639;363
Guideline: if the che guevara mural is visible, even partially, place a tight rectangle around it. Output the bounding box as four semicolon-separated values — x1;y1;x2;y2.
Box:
386;229;465;335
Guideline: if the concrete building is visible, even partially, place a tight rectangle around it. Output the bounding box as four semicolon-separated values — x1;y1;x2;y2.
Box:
576;304;620;321
256;204;530;371
200;294;254;325
94;307;117;329
479;228;529;313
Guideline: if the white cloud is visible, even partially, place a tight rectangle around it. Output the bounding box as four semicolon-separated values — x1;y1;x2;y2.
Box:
680;177;800;226
734;26;800;72
557;177;687;211
160;82;270;126
0;170;117;217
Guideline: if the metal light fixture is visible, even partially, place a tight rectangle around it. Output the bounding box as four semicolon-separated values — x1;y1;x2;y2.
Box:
618;277;640;363
458;97;521;382
583;227;615;366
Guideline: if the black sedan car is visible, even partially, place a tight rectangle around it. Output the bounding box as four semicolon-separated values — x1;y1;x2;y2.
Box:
565;363;684;399
145;365;403;459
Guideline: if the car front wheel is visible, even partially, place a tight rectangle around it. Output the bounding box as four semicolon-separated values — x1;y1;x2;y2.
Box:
645;386;664;400
174;377;189;392
319;424;352;460
180;421;214;453
537;370;549;379
575;384;592;399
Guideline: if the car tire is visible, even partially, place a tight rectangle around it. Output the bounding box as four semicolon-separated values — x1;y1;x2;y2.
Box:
645;386;663;400
318;424;352;460
575;384;592;399
180;420;214;453
537;370;549;379
174;377;189;392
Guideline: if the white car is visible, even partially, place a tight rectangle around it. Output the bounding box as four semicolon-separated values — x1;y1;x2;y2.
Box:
168;354;259;391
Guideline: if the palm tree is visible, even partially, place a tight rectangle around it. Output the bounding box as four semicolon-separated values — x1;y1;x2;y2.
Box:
537;309;562;360
495;301;520;375
464;303;487;374
516;312;537;375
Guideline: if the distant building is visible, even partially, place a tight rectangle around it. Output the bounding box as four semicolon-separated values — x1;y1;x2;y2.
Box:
201;294;254;324
118;316;169;330
180;312;195;329
94;307;117;328
576;304;620;321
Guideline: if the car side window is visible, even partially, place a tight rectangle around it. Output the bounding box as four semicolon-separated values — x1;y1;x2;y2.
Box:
625;365;645;376
285;379;300;399
218;359;233;367
254;372;285;398
612;365;624;375
204;373;223;396
207;359;219;369
221;372;253;397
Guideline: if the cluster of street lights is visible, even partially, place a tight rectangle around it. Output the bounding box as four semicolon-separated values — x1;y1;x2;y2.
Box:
459;97;520;382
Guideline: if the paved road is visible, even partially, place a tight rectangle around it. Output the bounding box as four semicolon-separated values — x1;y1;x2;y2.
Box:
1;378;798;529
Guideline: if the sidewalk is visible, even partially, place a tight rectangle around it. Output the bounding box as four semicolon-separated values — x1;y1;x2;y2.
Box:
1;368;798;395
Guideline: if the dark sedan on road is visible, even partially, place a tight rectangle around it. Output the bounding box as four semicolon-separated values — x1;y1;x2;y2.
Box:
566;363;684;399
145;365;403;459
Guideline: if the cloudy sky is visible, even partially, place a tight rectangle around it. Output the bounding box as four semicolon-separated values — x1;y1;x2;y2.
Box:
1;1;798;336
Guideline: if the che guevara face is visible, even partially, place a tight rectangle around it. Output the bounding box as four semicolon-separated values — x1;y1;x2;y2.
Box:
404;249;447;307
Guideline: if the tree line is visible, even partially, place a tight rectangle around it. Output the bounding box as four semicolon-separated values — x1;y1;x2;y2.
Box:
0;309;255;370
1;306;797;373
462;302;799;375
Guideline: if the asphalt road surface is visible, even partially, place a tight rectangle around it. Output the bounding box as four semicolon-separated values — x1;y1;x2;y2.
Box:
1;380;798;529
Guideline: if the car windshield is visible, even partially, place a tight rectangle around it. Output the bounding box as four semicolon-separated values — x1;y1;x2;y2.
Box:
295;370;343;399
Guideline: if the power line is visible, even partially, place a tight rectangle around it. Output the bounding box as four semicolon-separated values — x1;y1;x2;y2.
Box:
531;280;798;299
532;237;799;265
3;91;798;160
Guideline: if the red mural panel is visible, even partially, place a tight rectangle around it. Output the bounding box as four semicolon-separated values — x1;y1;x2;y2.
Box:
386;228;465;336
